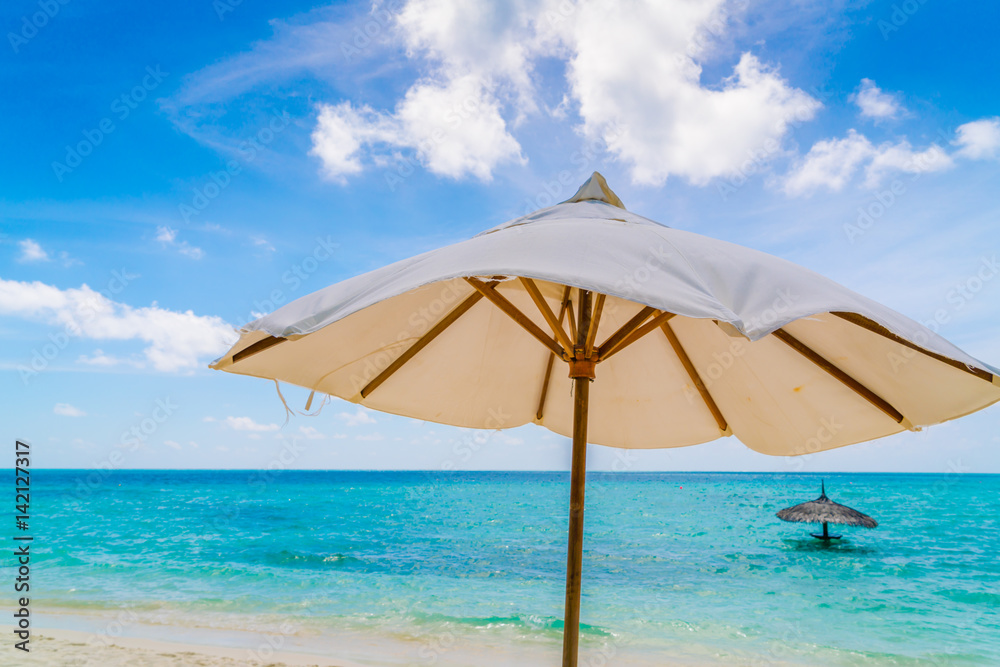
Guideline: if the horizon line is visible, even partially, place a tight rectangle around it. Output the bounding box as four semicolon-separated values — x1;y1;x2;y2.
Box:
12;468;998;475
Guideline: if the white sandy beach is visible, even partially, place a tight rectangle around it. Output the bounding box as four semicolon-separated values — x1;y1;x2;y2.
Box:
5;616;708;667
10;628;350;667
9;614;571;667
8;628;731;667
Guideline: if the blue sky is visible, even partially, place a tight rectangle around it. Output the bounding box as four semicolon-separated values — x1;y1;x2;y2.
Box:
2;0;998;473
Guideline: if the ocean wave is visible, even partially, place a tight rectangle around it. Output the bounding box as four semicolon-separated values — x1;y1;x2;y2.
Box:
263;549;368;570
407;611;613;638
934;588;1000;606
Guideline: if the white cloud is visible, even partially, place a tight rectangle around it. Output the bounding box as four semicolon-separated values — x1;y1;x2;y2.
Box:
784;130;953;195
54;403;85;417
17;239;80;267
311;0;538;181
155;226;177;244
396;75;525;179
177;245;203;260
356;432;384;441
164;440;182;450
165;7;363;111
155;226;204;260
310;0;817;185
57;251;81;267
311;74;524;181
251;236;276;253
336;408;377;426
953;118;1000;160
783;130;873;196
298;425;326;439
0;278;236;373
310;102;376;181
852;78;903;119
225;416;280;432
395;0;538;113
18;239;49;262
556;7;818;186
77;349;130;367
863;141;952;187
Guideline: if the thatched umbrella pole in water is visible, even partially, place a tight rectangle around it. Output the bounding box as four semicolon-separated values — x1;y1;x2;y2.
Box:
777;481;878;540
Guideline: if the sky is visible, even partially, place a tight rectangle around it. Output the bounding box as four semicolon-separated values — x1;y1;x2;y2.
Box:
1;0;998;473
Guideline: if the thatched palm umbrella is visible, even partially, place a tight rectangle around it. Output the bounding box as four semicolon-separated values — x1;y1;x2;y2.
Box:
777;481;878;539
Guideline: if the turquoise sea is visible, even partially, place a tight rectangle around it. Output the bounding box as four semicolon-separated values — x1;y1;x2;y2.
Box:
26;471;1000;665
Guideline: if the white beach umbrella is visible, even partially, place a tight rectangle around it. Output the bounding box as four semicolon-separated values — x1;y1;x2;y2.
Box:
211;172;999;666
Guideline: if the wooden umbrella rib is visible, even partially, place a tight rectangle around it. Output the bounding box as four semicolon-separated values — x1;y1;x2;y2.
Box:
599;310;676;362
772;328;905;424
536;352;557;422
831;311;994;383
565;291;578;343
232;335;287;363
598;310;674;361
465;277;566;358
661;322;728;433
576;289;593;352
360;285;491;399
596;306;659;360
520;277;575;353
584;293;606;357
536;286;572;421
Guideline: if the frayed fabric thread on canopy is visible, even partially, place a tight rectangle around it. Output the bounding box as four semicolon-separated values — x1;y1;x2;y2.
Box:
302;392;330;417
272;382;333;426
274;379;293;425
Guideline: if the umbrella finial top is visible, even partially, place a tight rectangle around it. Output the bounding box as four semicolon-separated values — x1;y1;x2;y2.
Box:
563;172;626;210
820;479;827;498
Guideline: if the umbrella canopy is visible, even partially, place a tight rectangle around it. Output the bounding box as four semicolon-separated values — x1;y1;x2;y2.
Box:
212;173;999;455
211;172;999;666
777;481;878;528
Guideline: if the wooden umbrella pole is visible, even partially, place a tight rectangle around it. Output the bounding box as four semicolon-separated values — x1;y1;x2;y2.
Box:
562;289;593;667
